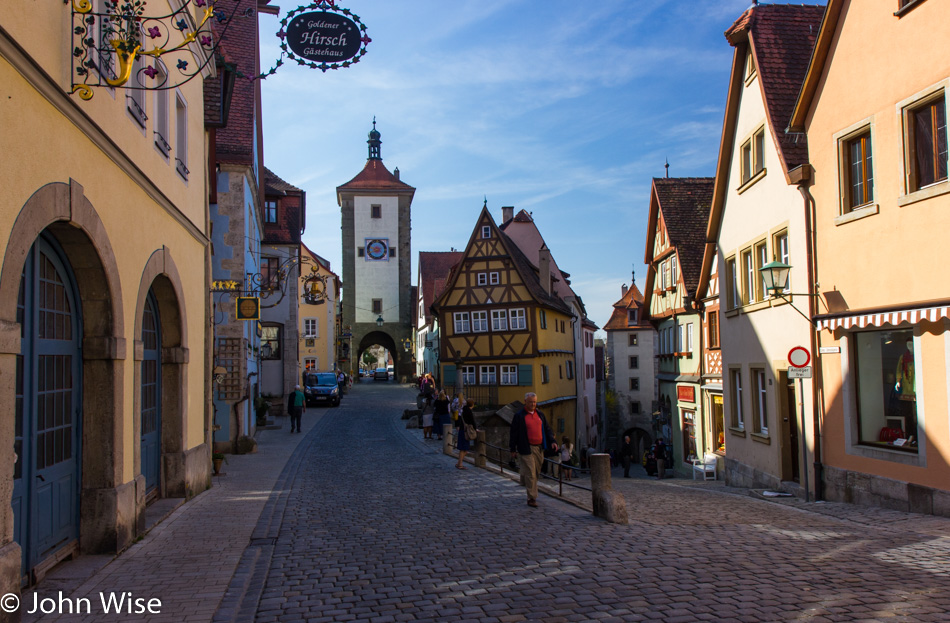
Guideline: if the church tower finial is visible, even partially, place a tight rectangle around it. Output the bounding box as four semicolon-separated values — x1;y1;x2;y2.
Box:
367;117;382;160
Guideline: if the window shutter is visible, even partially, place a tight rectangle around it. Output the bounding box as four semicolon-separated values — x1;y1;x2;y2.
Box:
442;367;456;386
518;364;532;386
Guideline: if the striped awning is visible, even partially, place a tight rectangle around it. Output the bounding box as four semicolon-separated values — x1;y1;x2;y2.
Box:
816;304;950;331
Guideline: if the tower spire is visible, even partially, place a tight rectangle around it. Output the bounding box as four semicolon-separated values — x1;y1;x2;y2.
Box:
367;117;382;160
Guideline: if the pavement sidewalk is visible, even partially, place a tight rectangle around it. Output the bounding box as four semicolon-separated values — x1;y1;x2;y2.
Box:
23;409;322;623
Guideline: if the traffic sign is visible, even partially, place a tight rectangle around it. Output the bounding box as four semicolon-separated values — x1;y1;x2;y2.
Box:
788;366;812;379
788;346;810;368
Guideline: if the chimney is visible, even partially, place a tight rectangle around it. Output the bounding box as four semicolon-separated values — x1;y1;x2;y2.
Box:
502;206;514;223
621;284;628;297
538;245;552;295
394;167;400;180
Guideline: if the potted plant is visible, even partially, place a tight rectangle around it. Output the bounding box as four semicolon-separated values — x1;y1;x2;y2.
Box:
211;452;227;475
254;395;271;427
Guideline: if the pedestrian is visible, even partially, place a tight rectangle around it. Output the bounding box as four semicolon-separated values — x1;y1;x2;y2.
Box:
509;392;557;508
559;436;574;481
423;374;435;411
287;385;305;434
433;390;450;440
619;435;635;478
456;398;477;469
421;400;434;439
337;370;346;394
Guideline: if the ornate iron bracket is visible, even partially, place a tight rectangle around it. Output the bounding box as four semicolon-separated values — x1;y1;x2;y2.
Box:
209;255;329;311
69;0;234;100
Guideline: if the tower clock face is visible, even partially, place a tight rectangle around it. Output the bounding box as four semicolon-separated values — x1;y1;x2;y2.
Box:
366;238;389;260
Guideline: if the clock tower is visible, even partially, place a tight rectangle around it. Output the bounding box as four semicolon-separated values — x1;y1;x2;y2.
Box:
337;121;415;381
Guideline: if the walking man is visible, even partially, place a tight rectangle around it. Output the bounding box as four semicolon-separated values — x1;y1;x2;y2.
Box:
509;393;557;508
620;435;635;478
287;385;306;433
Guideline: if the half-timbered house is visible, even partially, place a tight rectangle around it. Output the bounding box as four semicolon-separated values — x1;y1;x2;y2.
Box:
643;177;715;475
432;205;577;440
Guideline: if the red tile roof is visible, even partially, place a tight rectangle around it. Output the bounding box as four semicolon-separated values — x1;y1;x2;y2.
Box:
726;4;826;172
604;283;648;331
653;177;714;296
262;167;305;245
418;251;463;324
264;166;302;194
337;159;416;192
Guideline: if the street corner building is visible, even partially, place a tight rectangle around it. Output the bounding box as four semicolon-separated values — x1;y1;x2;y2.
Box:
1;0;213;601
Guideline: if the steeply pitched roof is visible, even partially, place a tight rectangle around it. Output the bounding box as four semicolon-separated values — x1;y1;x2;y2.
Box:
652;177;714;296
337;159;415;192
604;283;649;331
726;3;825;172
418;251;463;325
498;229;573;315
264;166;302;194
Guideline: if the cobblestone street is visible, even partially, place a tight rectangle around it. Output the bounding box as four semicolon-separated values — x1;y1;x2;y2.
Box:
236;382;950;623
22;381;950;623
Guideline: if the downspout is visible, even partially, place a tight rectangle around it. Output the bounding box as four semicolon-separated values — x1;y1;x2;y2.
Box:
570;312;579;449
797;177;824;501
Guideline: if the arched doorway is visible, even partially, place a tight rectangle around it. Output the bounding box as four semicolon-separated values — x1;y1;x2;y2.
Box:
140;290;161;496
12;235;82;578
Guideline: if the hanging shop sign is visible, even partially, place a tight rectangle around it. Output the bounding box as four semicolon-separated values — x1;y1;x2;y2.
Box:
262;0;370;76
235;297;260;321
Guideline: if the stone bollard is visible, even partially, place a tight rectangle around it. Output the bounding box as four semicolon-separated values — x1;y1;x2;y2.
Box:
656;458;666;479
475;430;486;468
443;424;453;455
590;454;629;525
407;415;419;429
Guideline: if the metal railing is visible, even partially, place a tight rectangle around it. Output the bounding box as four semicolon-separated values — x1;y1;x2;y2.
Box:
450;427;592;497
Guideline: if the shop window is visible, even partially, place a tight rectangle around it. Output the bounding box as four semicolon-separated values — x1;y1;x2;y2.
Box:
712;394;725;452
304;357;317;371
682;410;697;462
261;325;281;360
854;329;918;452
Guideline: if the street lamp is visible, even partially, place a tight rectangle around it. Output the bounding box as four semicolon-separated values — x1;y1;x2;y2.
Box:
376;315;384;327
760;260;791;295
402;338;412;352
758;261;815;326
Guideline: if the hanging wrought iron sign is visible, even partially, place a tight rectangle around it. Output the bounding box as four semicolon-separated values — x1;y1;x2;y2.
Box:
262;0;370;76
69;0;237;100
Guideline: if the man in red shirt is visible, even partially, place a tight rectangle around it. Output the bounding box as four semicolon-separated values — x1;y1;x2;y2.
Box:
509;393;557;507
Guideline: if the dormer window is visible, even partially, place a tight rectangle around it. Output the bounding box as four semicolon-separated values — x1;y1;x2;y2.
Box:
627;309;638;325
264;201;278;224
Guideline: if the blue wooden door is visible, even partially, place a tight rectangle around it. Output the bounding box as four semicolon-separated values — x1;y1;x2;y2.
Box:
12;239;82;577
140;292;161;494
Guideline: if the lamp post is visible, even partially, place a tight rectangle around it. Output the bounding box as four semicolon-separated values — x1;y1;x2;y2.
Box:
759;261;815;326
454;355;464;396
376;315;384;327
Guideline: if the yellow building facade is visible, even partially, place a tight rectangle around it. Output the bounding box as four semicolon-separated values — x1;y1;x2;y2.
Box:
1;1;212;592
433;207;577;441
299;245;341;376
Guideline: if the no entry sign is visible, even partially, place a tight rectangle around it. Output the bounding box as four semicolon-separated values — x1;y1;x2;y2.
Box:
788;346;810;368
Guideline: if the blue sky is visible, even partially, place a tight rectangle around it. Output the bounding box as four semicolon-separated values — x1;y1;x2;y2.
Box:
259;0;823;331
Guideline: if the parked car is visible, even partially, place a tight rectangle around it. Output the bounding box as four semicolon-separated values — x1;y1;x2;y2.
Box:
374;367;388;381
303;372;341;406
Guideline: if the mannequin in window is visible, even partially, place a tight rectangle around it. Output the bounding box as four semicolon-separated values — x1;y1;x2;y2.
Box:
894;339;915;401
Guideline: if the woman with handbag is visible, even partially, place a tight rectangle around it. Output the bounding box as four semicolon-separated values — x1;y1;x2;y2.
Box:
456;399;477;470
